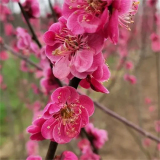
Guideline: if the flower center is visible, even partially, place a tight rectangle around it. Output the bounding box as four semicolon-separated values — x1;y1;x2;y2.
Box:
53;32;89;56
86;0;107;15
60;106;73;119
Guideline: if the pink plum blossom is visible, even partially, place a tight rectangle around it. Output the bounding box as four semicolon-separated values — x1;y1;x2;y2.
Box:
124;74;137;84
148;106;155;112
26;140;39;156
41;86;94;143
0;51;8;61
55;151;78;160
125;61;133;70
63;0;139;44
78;139;100;160
78;138;91;154
150;33;160;52
80;152;100;160
145;98;152;104
22;0;40;19
43;17;104;79
16;27;32;50
147;0;157;7
85;123;108;149
80;63;110;93
4;23;15;36
155;121;160;132
26;155;42;160
0;4;11;21
143;138;151;147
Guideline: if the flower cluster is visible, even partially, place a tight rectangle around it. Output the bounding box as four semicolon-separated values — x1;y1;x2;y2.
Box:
43;0;139;93
85;123;108;149
78;139;100;160
27;86;94;143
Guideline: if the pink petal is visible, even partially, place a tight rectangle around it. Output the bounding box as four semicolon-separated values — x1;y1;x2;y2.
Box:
30;133;45;141
80;107;89;127
79;95;94;116
74;49;94;72
27;126;41;134
67;11;85;34
49;22;61;33
41;117;57;139
53;123;72;144
78;14;100;33
104;10;119;44
53;57;71;79
43;31;55;46
66;86;79;104
87;32;104;54
62;3;77;19
80;79;90;89
90;78;109;94
92;66;103;80
51;86;71;103
45;45;62;62
99;64;111;82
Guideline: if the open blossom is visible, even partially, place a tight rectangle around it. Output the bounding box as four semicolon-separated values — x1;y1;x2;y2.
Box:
16;27;31;50
26;155;42;160
124;74;137;84
80;63;110;93
22;0;40;19
63;0;139;44
43;17;104;79
85;123;108;149
41;86;94;143
55;151;78;160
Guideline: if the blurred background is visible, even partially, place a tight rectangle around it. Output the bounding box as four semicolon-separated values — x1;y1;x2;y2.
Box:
0;0;160;159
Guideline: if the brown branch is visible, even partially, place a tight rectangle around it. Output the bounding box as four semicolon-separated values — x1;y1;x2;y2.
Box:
48;0;57;22
3;44;42;71
18;2;42;48
93;100;160;143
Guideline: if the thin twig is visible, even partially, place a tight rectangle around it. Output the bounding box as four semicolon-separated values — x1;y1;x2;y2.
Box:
3;44;42;71
18;2;42;48
48;0;57;22
93;100;160;143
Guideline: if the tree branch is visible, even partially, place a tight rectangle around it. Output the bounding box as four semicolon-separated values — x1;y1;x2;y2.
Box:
3;44;42;71
18;2;42;48
93;100;160;143
48;0;57;22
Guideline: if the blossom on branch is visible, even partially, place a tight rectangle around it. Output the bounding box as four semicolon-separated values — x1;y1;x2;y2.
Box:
41;86;94;143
